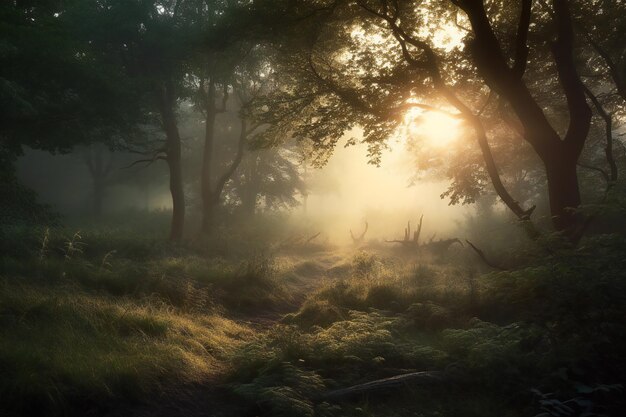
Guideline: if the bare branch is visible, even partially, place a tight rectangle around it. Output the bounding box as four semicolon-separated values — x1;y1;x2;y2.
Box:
577;162;610;184
305;232;321;244
122;155;167;170
350;221;369;243
582;85;618;183
466;240;508;271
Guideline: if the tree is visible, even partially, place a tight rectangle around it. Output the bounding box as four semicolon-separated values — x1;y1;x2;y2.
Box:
0;1;145;224
0;1;140;159
82;144;115;218
192;8;271;233
65;0;199;240
255;0;617;238
228;145;305;216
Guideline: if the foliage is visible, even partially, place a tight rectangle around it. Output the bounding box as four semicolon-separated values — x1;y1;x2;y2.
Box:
0;157;58;227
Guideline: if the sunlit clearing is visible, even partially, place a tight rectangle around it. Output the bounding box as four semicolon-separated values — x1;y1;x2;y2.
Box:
404;108;462;148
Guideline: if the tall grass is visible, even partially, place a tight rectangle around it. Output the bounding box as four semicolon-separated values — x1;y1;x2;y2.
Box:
0;280;253;416
0;226;287;416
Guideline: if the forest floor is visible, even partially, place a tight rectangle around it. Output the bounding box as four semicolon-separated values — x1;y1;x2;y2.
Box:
112;249;357;417
1;224;626;417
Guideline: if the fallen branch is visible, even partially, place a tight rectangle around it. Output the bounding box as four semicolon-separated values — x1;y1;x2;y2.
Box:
319;371;444;402
305;232;321;244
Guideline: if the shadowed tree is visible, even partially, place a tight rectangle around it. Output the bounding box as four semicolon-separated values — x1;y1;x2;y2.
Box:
66;0;198;240
0;0;142;223
82;144;115;218
192;11;271;234
228;145;305;216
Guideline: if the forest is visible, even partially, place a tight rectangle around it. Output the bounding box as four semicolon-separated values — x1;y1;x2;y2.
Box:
1;0;626;416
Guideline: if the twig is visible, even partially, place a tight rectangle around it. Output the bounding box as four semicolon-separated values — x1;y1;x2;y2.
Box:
305;232;321;244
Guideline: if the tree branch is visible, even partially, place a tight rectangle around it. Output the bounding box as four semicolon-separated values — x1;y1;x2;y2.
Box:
465;240;508;271
359;0;536;224
122;155;167;170
551;0;592;154
582;85;618;183
577;162;610;184
213;116;247;200
512;0;532;77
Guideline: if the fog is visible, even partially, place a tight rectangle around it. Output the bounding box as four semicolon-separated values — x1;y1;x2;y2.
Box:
299;136;468;244
16;128;470;246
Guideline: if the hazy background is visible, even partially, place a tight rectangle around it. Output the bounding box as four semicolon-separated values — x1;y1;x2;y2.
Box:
16;130;470;244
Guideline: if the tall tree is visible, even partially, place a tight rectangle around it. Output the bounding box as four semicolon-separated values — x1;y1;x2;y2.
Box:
66;0;198;240
193;6;270;233
254;0;616;237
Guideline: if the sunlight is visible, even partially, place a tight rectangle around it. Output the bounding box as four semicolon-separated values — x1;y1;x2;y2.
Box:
404;107;462;148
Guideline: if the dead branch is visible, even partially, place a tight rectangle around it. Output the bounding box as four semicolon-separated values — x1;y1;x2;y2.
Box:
465;239;508;271
386;215;423;247
414;214;423;243
350;221;368;244
319;371;444;402
305;232;321;244
421;238;463;255
385;216;461;256
122;155;167;169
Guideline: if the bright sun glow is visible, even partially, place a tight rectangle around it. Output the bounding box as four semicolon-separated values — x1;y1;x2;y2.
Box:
404;107;462;148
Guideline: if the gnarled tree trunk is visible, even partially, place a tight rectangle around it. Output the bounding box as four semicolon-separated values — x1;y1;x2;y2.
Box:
457;0;592;235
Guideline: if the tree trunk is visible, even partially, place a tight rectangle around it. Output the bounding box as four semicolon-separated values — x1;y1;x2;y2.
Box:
167;153;185;241
93;179;104;218
545;155;581;232
201;197;217;233
241;153;261;216
84;144;113;219
201;108;217;234
159;80;185;241
200;82;247;234
455;0;591;237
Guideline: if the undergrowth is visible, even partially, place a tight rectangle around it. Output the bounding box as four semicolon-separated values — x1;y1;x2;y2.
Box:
229;238;626;417
0;226;285;416
2;225;625;417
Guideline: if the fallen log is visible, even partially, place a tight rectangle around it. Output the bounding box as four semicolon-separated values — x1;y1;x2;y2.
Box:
319;371;444;402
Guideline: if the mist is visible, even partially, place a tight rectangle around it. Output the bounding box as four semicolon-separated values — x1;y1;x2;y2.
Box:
298;136;469;244
3;1;626;417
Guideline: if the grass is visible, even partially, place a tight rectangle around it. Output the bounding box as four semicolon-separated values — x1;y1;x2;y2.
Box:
0;279;253;416
1;223;626;417
0;225;287;416
226;241;626;417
